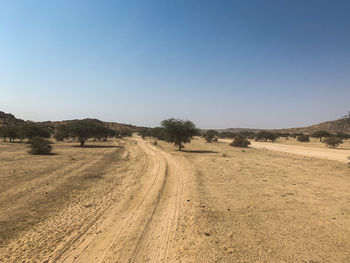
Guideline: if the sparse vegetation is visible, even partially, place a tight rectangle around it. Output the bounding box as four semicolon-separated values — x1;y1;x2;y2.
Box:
312;130;331;142
204;130;218;143
20;123;51;140
55;120;115;146
28;136;53;155
255;131;277;142
229;134;251;147
161;118;199;150
217;131;237;138
323;137;343;148
297;134;310;142
0;126;19;142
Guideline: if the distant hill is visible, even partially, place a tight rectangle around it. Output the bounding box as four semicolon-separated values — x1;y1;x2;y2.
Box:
218;115;350;134
277;117;350;134
0;111;142;132
216;127;262;133
0;111;25;126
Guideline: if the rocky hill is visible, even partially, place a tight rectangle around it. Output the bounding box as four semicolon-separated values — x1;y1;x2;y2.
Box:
218;114;350;134
0;111;142;132
277;116;350;134
0;111;25;126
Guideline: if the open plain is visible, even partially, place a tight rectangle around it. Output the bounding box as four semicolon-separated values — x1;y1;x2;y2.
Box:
1;137;350;262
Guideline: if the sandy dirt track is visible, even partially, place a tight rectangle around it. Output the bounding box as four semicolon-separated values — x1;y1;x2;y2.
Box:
56;139;190;262
0;138;196;263
250;141;350;163
220;139;350;163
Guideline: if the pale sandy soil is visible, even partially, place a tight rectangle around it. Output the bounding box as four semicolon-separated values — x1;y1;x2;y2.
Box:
1;137;350;262
219;138;350;163
274;137;350;150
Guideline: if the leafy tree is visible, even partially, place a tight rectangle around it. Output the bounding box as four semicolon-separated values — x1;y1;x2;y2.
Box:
297;134;310;142
204;130;218;143
323;137;343;148
54;125;70;141
0;126;19;142
255;131;277;142
150;127;168;140
161;118;199;150
240;131;257;139
55;120;115;146
120;129;133;137
230;134;251;147
0;127;4;141
28;136;52;155
139;128;148;139
19;123;51;140
336;132;350;140
311;130;330;142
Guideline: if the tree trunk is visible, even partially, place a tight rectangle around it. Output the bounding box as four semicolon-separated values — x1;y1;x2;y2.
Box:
178;143;182;151
80;140;85;147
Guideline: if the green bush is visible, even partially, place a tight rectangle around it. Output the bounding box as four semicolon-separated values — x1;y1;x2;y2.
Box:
204;130;218;143
323;137;343;148
255;131;277;142
230;134;251;147
311;130;330;142
297;134;310;142
28;137;53;155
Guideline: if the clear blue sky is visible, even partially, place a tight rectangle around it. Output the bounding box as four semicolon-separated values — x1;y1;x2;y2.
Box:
1;0;349;129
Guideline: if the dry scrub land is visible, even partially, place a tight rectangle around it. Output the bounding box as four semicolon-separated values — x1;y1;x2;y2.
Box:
0;137;350;262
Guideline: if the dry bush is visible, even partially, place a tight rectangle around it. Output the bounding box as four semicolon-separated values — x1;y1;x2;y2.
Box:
28;137;53;155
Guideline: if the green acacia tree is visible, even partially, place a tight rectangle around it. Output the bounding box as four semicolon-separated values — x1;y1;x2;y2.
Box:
204;130;218;143
311;130;330;142
161;118;199;150
55;120;115;146
323;137;343;148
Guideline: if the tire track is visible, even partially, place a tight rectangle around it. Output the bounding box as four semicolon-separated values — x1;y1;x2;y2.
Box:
55;138;187;263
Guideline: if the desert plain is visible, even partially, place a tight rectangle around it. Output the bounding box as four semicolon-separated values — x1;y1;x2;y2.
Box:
1;136;350;262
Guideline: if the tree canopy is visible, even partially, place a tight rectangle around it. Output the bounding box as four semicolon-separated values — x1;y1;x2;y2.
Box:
55;120;115;146
161;118;199;150
204;130;218;143
255;131;277;142
230;134;251;147
323;137;343;148
311;130;330;141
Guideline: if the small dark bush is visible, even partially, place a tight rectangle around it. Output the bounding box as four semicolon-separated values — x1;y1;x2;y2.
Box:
255;131;277;142
323;137;343;148
28;137;53;155
230;134;251;148
204;130;218;143
297;134;310;142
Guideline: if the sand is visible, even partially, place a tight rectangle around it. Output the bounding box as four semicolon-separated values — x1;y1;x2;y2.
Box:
1;137;350;262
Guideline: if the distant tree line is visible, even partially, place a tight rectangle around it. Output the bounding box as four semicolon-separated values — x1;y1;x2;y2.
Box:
196;129;349;149
0;123;51;142
0;120;134;154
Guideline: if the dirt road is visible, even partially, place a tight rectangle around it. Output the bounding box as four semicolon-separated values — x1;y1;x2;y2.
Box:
55;139;190;263
250;141;350;163
0;138;196;262
219;139;350;163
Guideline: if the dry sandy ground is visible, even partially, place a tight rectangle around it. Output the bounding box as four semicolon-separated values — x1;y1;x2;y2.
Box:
1;137;350;262
219;138;350;163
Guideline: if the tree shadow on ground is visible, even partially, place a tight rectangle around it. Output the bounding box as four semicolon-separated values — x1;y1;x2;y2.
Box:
181;150;219;154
